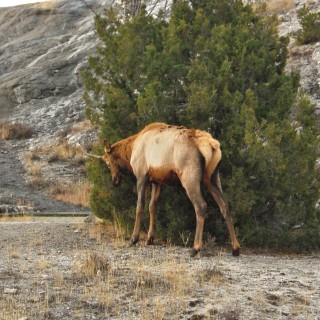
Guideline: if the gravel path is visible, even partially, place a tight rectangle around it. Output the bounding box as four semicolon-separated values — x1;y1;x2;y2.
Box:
0;219;319;320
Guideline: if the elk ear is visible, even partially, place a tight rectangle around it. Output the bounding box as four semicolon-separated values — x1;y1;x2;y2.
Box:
104;140;111;152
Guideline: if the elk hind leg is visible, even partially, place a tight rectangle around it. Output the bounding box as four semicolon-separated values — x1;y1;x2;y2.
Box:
182;177;207;257
204;172;240;256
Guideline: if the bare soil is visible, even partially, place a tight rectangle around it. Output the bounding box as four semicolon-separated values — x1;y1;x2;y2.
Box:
0;218;319;320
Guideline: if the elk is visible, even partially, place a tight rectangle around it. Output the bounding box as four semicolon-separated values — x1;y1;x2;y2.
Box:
85;123;240;257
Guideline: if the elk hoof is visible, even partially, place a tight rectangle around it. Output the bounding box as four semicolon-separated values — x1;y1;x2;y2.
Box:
190;248;199;258
232;248;240;257
130;236;139;246
146;237;154;245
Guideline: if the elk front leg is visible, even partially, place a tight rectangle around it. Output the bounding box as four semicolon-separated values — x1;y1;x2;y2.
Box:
131;176;147;245
147;183;161;245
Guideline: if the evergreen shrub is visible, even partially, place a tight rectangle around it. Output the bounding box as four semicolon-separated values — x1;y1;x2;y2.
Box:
83;0;320;250
296;4;320;45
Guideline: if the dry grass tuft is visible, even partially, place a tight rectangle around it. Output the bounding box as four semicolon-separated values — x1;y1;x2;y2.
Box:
26;175;48;189
290;295;311;316
75;251;110;279
24;141;84;164
252;0;295;13
22;141;88;200
37;257;52;271
201;265;225;285
220;307;242;320
6;245;21;260
71;120;93;133
266;0;295;12
131;258;193;302
88;223;111;244
58;120;95;140
23;150;41;165
31;0;59;9
0;214;33;223
29;162;42;176
49;180;91;207
0;121;33;140
48;141;84;162
22;154;47;189
16;198;34;207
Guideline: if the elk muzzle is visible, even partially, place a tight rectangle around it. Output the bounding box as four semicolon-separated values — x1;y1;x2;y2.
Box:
112;174;122;187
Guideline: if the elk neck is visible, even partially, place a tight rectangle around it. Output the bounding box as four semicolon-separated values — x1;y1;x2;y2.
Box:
110;133;138;173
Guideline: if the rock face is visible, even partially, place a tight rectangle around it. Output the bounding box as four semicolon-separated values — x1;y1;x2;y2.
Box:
0;0;108;143
278;0;320;117
0;0;100;104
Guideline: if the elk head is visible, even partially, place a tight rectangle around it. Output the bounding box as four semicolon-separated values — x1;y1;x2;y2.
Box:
103;140;122;187
77;142;122;187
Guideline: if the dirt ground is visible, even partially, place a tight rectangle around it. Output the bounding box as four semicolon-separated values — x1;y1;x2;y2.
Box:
0;217;319;320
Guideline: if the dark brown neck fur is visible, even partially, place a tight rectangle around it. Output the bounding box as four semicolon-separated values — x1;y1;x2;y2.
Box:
110;133;138;173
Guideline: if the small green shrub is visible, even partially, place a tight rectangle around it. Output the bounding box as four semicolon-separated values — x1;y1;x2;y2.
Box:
296;5;320;45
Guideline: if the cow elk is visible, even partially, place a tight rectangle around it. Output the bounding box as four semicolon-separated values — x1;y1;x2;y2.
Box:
84;123;240;257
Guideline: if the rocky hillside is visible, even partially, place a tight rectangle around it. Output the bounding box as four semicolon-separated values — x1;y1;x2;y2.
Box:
0;0;107;212
0;0;319;212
